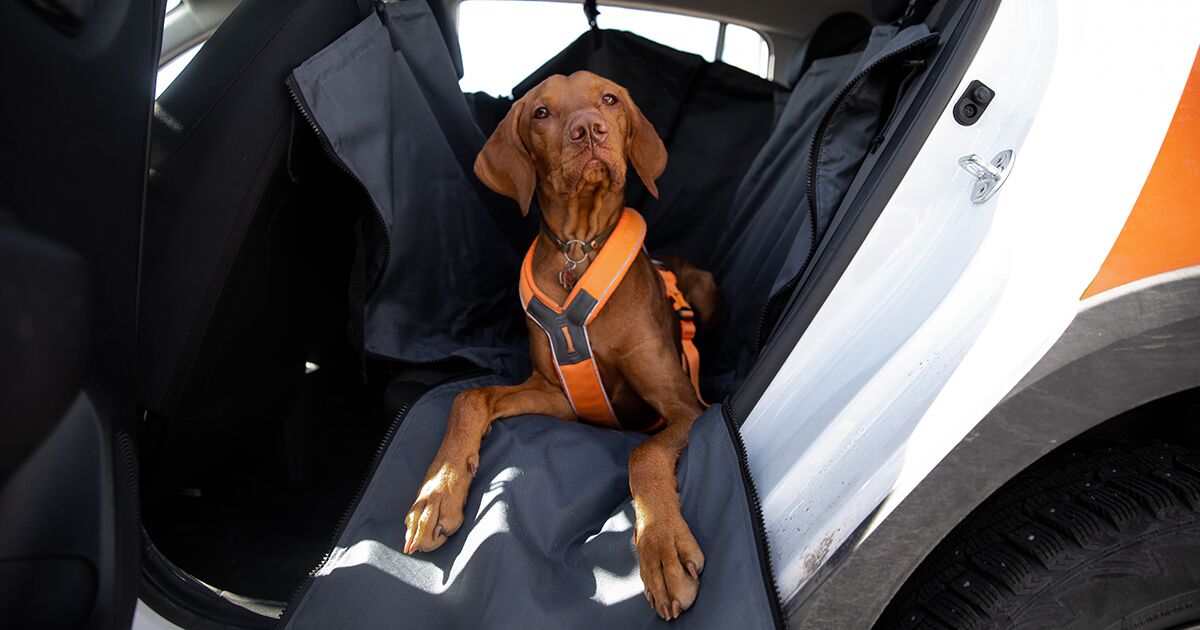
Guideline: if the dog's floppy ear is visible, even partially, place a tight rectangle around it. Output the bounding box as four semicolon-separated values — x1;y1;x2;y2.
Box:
621;87;668;199
475;98;536;215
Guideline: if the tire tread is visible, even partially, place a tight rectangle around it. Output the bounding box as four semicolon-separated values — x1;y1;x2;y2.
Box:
876;441;1200;630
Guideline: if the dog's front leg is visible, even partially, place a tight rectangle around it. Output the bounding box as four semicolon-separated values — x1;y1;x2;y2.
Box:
403;376;572;554
629;423;706;620
620;347;708;620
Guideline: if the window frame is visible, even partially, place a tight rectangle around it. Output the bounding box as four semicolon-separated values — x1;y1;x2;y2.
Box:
714;20;776;81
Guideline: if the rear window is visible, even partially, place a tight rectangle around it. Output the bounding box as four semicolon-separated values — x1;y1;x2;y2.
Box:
458;0;772;97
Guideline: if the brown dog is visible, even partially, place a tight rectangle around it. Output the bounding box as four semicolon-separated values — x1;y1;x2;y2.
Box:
403;71;719;621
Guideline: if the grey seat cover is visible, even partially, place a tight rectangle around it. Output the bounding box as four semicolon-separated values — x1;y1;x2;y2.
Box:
280;375;778;629
289;2;531;378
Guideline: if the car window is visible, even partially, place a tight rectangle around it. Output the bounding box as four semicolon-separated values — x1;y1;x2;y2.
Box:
155;0;209;98
458;0;772;97
720;23;772;80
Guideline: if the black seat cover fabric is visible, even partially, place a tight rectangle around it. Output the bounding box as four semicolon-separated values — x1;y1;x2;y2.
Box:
705;24;937;394
299;17;779;379
772;12;871;124
142;0;362;417
514;31;779;270
782;12;873;87
139;0;365;478
280;375;778;629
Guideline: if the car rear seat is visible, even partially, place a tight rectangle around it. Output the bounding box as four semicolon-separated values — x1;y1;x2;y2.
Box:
140;0;466;486
141;0;367;484
317;3;942;400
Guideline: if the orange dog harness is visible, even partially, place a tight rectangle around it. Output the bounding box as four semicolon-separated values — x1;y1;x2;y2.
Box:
519;208;702;432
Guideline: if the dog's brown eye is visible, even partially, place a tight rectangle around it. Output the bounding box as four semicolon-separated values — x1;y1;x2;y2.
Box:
601;93;618;106
533;106;550;120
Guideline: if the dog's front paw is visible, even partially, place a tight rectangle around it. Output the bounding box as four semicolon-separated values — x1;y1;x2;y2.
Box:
636;518;705;620
403;454;477;554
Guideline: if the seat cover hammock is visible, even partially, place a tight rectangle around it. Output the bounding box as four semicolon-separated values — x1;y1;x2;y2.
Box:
519;208;702;432
279;0;940;625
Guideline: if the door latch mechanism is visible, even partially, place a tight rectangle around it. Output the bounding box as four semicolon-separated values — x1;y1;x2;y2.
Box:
958;149;1014;204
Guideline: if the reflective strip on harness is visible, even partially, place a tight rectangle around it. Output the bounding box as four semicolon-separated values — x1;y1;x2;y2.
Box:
519;208;702;431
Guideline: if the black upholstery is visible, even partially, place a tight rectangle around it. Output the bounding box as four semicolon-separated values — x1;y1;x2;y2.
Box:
140;0;365;481
871;0;941;23
872;0;911;21
784;12;873;87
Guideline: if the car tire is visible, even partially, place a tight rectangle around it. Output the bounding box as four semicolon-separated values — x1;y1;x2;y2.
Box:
877;441;1200;630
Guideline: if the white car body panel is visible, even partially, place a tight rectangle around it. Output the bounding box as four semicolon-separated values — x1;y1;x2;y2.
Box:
741;0;1200;604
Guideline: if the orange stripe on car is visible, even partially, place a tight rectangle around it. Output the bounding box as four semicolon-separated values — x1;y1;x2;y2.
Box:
1083;47;1200;298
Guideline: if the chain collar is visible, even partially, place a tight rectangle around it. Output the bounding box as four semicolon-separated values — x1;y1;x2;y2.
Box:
539;217;620;260
540;217;621;290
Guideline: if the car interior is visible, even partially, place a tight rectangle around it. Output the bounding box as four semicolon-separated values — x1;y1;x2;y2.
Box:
136;0;976;623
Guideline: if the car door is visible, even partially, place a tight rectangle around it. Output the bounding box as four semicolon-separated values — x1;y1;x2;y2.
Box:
731;0;1200;608
0;0;163;627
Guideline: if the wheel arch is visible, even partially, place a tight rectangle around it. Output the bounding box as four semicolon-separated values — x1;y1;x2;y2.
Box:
789;265;1200;628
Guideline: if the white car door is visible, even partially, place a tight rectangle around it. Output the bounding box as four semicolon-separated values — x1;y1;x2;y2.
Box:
740;0;1200;605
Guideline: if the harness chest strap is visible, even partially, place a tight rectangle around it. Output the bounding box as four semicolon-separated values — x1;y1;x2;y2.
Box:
519;208;702;431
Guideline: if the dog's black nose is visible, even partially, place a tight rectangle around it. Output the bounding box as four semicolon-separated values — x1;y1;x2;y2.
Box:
567;111;608;146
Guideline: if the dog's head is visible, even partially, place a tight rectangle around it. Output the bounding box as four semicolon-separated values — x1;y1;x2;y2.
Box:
474;71;667;215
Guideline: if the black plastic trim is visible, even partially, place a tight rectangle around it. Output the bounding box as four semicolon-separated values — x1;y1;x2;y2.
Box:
140;536;277;630
952;78;994;125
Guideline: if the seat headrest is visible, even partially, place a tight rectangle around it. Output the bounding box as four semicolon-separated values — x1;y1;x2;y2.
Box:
871;0;909;21
872;0;940;23
784;12;872;86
